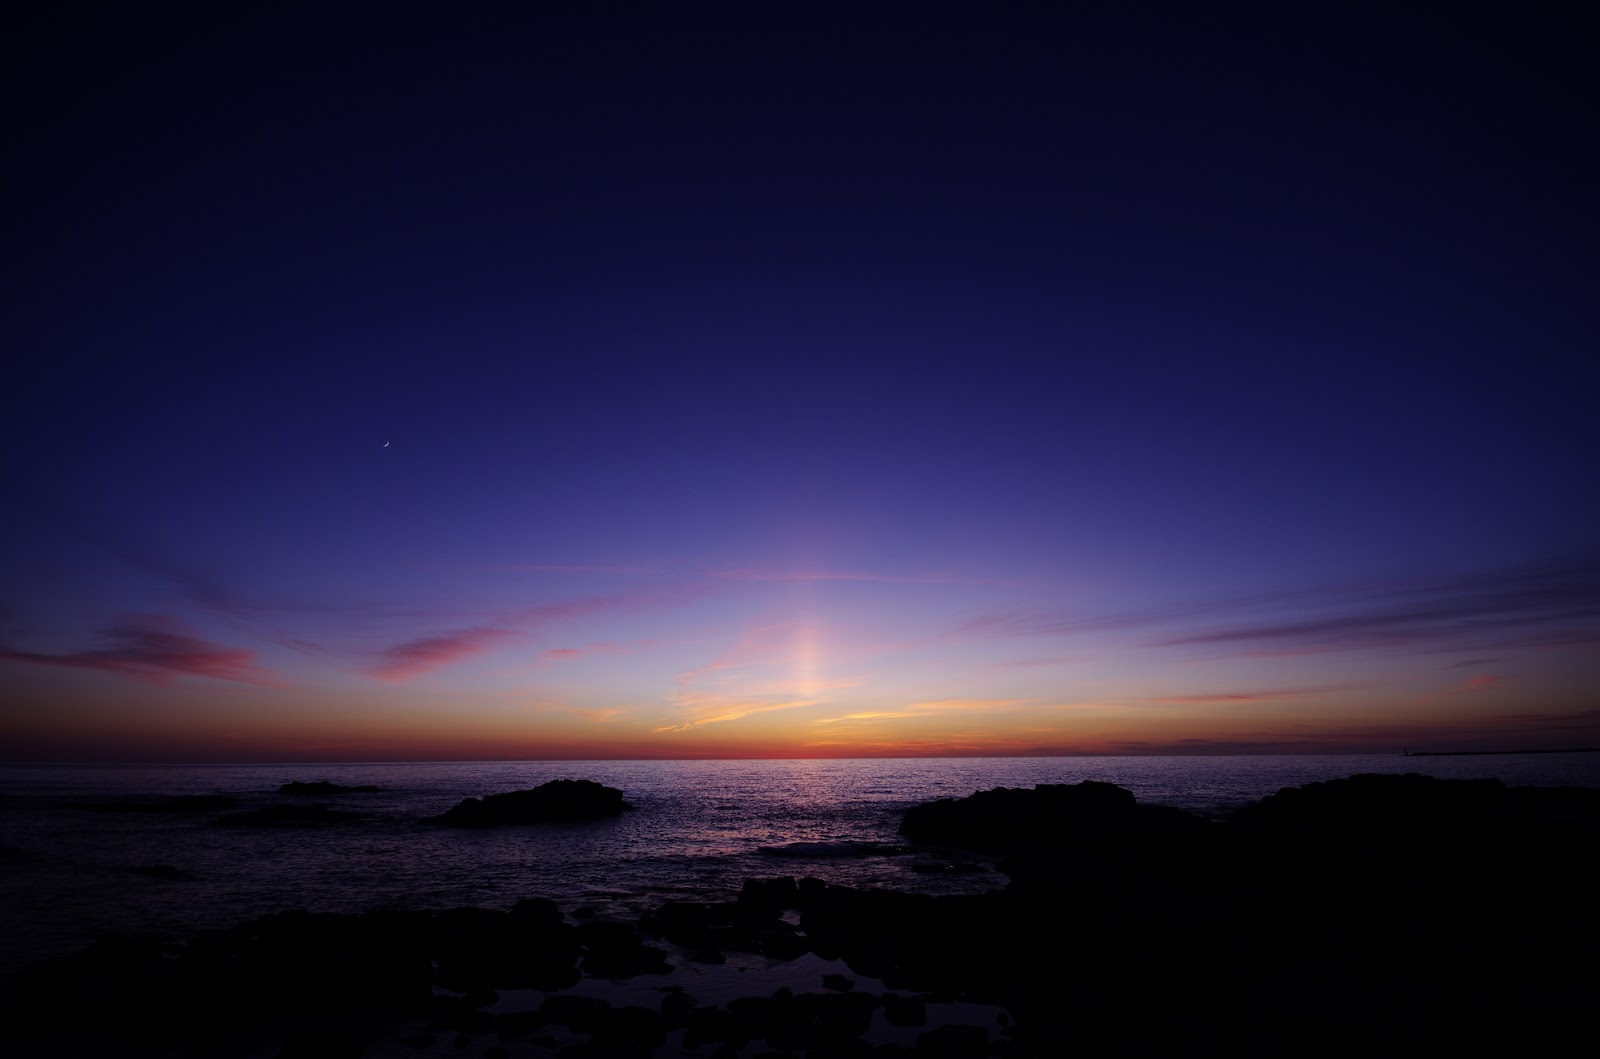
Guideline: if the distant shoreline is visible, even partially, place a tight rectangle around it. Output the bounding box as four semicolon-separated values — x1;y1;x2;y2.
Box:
1402;747;1600;757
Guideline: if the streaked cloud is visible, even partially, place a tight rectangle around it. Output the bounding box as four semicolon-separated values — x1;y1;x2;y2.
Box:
367;590;684;681
1147;686;1350;704
811;698;1050;726
538;640;655;665
1462;674;1508;691
1491;708;1600;731
899;697;1035;712
571;707;630;723
1158;559;1600;654
653;692;830;732
369;626;511;680
962;556;1600;660
0;617;282;686
812;710;942;725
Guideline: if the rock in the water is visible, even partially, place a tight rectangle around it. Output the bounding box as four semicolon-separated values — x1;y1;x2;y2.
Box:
424;778;632;826
899;780;1143;848
1232;771;1510;836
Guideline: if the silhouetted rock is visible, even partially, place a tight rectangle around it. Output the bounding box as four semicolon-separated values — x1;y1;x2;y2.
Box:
8;773;1597;1059
898;780;1140;848
424;778;632;826
577;919;672;977
899;781;1212;891
1231;772;1508;834
276;1028;362;1058
882;992;927;1026
916;1023;988;1057
277;780;386;795
540;992;613;1031
431;904;580;992
738;876;798;915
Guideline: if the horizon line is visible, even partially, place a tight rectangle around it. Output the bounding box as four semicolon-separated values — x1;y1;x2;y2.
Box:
6;748;1559;767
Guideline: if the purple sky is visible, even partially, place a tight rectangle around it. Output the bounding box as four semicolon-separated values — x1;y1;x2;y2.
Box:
3;5;1595;761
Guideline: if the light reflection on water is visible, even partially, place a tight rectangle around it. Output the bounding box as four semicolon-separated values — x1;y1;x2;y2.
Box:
2;754;1595;979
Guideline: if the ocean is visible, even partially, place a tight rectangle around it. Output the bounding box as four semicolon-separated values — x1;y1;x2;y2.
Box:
3;754;1597;988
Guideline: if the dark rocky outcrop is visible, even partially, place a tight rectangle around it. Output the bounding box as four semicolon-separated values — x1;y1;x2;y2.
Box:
881;773;1600;1054
423;778;632;826
899;779;1139;847
899;779;1211;853
6;774;1596;1058
277;780;386;795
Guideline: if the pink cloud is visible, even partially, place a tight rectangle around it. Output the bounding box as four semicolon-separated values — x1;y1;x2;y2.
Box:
510;588;697;627
0;617;282;686
537;639;654;665
1463;674;1508;691
369;626;511;681
363;588;686;682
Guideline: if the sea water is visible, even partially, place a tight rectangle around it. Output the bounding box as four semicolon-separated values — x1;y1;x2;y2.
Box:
2;754;1596;984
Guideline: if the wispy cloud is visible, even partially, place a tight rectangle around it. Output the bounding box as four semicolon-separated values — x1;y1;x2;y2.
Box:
1158;559;1600;654
653;622;862;732
812;710;941;725
367;589;684;681
571;707;630;723
962;557;1600;660
1490;708;1600;731
901;697;1034;712
653;692;831;732
0;616;282;686
1146;685;1350;704
369;627;511;680
670;623;793;687
810;698;1040;725
1462;674;1508;691
1102;737;1335;755
537;640;655;665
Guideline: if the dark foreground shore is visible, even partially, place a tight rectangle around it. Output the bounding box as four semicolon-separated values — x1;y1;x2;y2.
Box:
5;772;1596;1058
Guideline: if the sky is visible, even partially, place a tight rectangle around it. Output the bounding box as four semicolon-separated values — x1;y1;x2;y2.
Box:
3;3;1596;762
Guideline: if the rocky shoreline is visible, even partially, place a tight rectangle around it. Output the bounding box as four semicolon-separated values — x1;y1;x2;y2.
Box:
4;773;1596;1057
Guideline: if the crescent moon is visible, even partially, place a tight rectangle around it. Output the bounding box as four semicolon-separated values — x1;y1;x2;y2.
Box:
383;441;390;447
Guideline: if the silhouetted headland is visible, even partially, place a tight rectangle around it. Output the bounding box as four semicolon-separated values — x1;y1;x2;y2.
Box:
5;772;1595;1058
1402;746;1600;756
423;778;633;826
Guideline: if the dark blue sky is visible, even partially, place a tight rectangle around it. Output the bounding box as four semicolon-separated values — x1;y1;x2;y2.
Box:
3;3;1595;760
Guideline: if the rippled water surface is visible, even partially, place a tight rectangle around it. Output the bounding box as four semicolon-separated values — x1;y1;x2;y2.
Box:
3;754;1596;980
